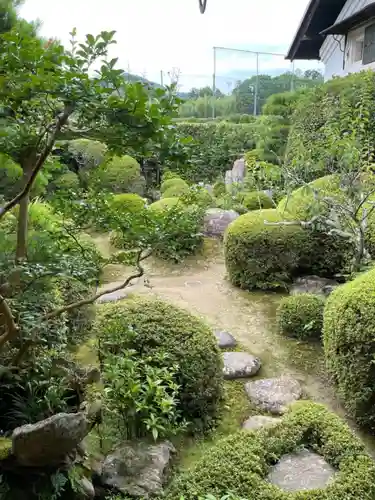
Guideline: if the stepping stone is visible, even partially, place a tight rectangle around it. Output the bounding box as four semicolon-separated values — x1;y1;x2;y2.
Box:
97;290;130;303
242;415;281;431
223;352;261;380
245;376;302;415
267;448;336;492
214;330;237;349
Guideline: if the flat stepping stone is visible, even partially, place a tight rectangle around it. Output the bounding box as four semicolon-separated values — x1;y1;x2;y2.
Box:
245;376;302;414
267;448;336;492
242;415;281;431
214;330;237;349
223;352;261;380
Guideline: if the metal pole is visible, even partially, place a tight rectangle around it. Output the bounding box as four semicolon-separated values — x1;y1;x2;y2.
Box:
212;47;217;119
290;61;295;92
160;70;164;87
254;52;259;116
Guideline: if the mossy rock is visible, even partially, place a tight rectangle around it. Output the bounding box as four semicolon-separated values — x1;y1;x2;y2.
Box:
96;296;224;431
277;293;325;340
243;191;274;211
323;267;375;429
0;437;12;460
164;400;375;499
224;209;311;290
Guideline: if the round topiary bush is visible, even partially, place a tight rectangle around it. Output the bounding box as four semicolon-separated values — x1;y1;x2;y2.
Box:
53;171;80;191
165;400;375;500
161;177;189;194
149;197;180;211
323;268;375;429
96;297;224;430
111;193;145;214
224;209;312;290
243;191;274;211
278;174;342;220
277;293;325;340
90;155;145;195
162;183;190;199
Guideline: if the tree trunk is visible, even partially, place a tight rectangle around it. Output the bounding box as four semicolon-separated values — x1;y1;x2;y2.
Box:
15;185;29;262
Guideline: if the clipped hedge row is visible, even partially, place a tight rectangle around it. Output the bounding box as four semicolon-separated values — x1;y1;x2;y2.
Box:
165;400;375;499
323;267;375;430
176;122;256;182
96;296;224;431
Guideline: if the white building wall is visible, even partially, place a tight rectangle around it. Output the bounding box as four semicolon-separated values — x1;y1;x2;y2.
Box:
320;0;374;79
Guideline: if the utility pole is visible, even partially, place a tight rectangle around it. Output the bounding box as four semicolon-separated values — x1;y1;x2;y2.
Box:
254;52;259;116
160;70;164;87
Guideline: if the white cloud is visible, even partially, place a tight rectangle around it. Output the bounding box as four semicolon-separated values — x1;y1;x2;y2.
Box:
20;0;321;90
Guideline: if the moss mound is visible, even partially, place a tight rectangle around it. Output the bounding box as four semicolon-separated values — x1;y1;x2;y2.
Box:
323;268;375;429
277;293;325;340
149;197;180;211
162;183;190;199
243;191;274;211
96;297;224;430
224;209;311;290
161;177;189;194
165;400;375;500
111;193;145;213
278;174;342;220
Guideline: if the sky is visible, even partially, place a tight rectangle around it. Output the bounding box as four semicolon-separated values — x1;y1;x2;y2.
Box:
19;0;323;91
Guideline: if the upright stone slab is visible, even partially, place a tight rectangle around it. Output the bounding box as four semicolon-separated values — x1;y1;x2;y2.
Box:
203;209;239;238
231;157;246;183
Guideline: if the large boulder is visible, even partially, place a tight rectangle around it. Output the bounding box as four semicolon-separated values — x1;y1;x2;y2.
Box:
223;352;261;379
232;157;246;183
245;376;302;414
101;441;175;498
203;208;239;237
11;412;91;467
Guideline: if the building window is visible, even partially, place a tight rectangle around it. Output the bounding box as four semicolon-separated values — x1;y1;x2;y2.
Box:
363;22;375;64
352;38;364;62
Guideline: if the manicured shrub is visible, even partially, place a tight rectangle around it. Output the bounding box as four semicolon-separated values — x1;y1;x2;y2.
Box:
96;297;224;431
160;177;189;194
67;138;107;170
243;191;273;211
277;293;325;340
224;209;311;290
149;197;180;211
110;193;145;214
0;153;47;200
188;186;214;208
323;268;375;429
90;155;145;195
213;179;226;198
162;183;190;198
165;400;375;500
278;174;342;221
53;171;80;191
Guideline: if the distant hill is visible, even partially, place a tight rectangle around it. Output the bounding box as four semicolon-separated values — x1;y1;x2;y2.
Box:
122;72;189;100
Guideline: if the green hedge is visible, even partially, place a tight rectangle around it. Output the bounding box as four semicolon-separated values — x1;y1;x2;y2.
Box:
323;268;375;429
96;297;224;431
243;191;273;211
161;177;188;194
89;155;145;195
277;293;325;340
285;71;375;182
175;122;256;182
149;198;180;211
165;400;375;499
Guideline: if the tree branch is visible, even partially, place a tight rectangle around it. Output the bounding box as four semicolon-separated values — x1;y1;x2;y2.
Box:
0;294;20;351
0;103;74;220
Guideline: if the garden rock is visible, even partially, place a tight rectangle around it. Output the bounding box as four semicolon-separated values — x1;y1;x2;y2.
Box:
77;477;95;499
232;157;246;183
101;440;175;498
242;415;281;431
290;276;338;297
267;448;336;492
214;330;237;349
12;412;90;467
203;208;239;237
223;352;261;379
245;377;302;414
225;170;233;189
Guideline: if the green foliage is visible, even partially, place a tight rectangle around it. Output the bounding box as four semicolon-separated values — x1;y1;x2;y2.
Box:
162;183;190;199
67;138;107;170
252;114;289;163
243;153;283;196
242;191;273;211
161;177;189;194
165;400;375;500
213;179;226;198
285;71;375;181
323;268;375;429
96;297;224;431
110;192;145;213
90;154;145;195
52;171;80;192
277;293;325;340
100;345;184;441
176;122;255;182
188;185;214;208
224;209;310;290
149;197;180;211
0;153;48;199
